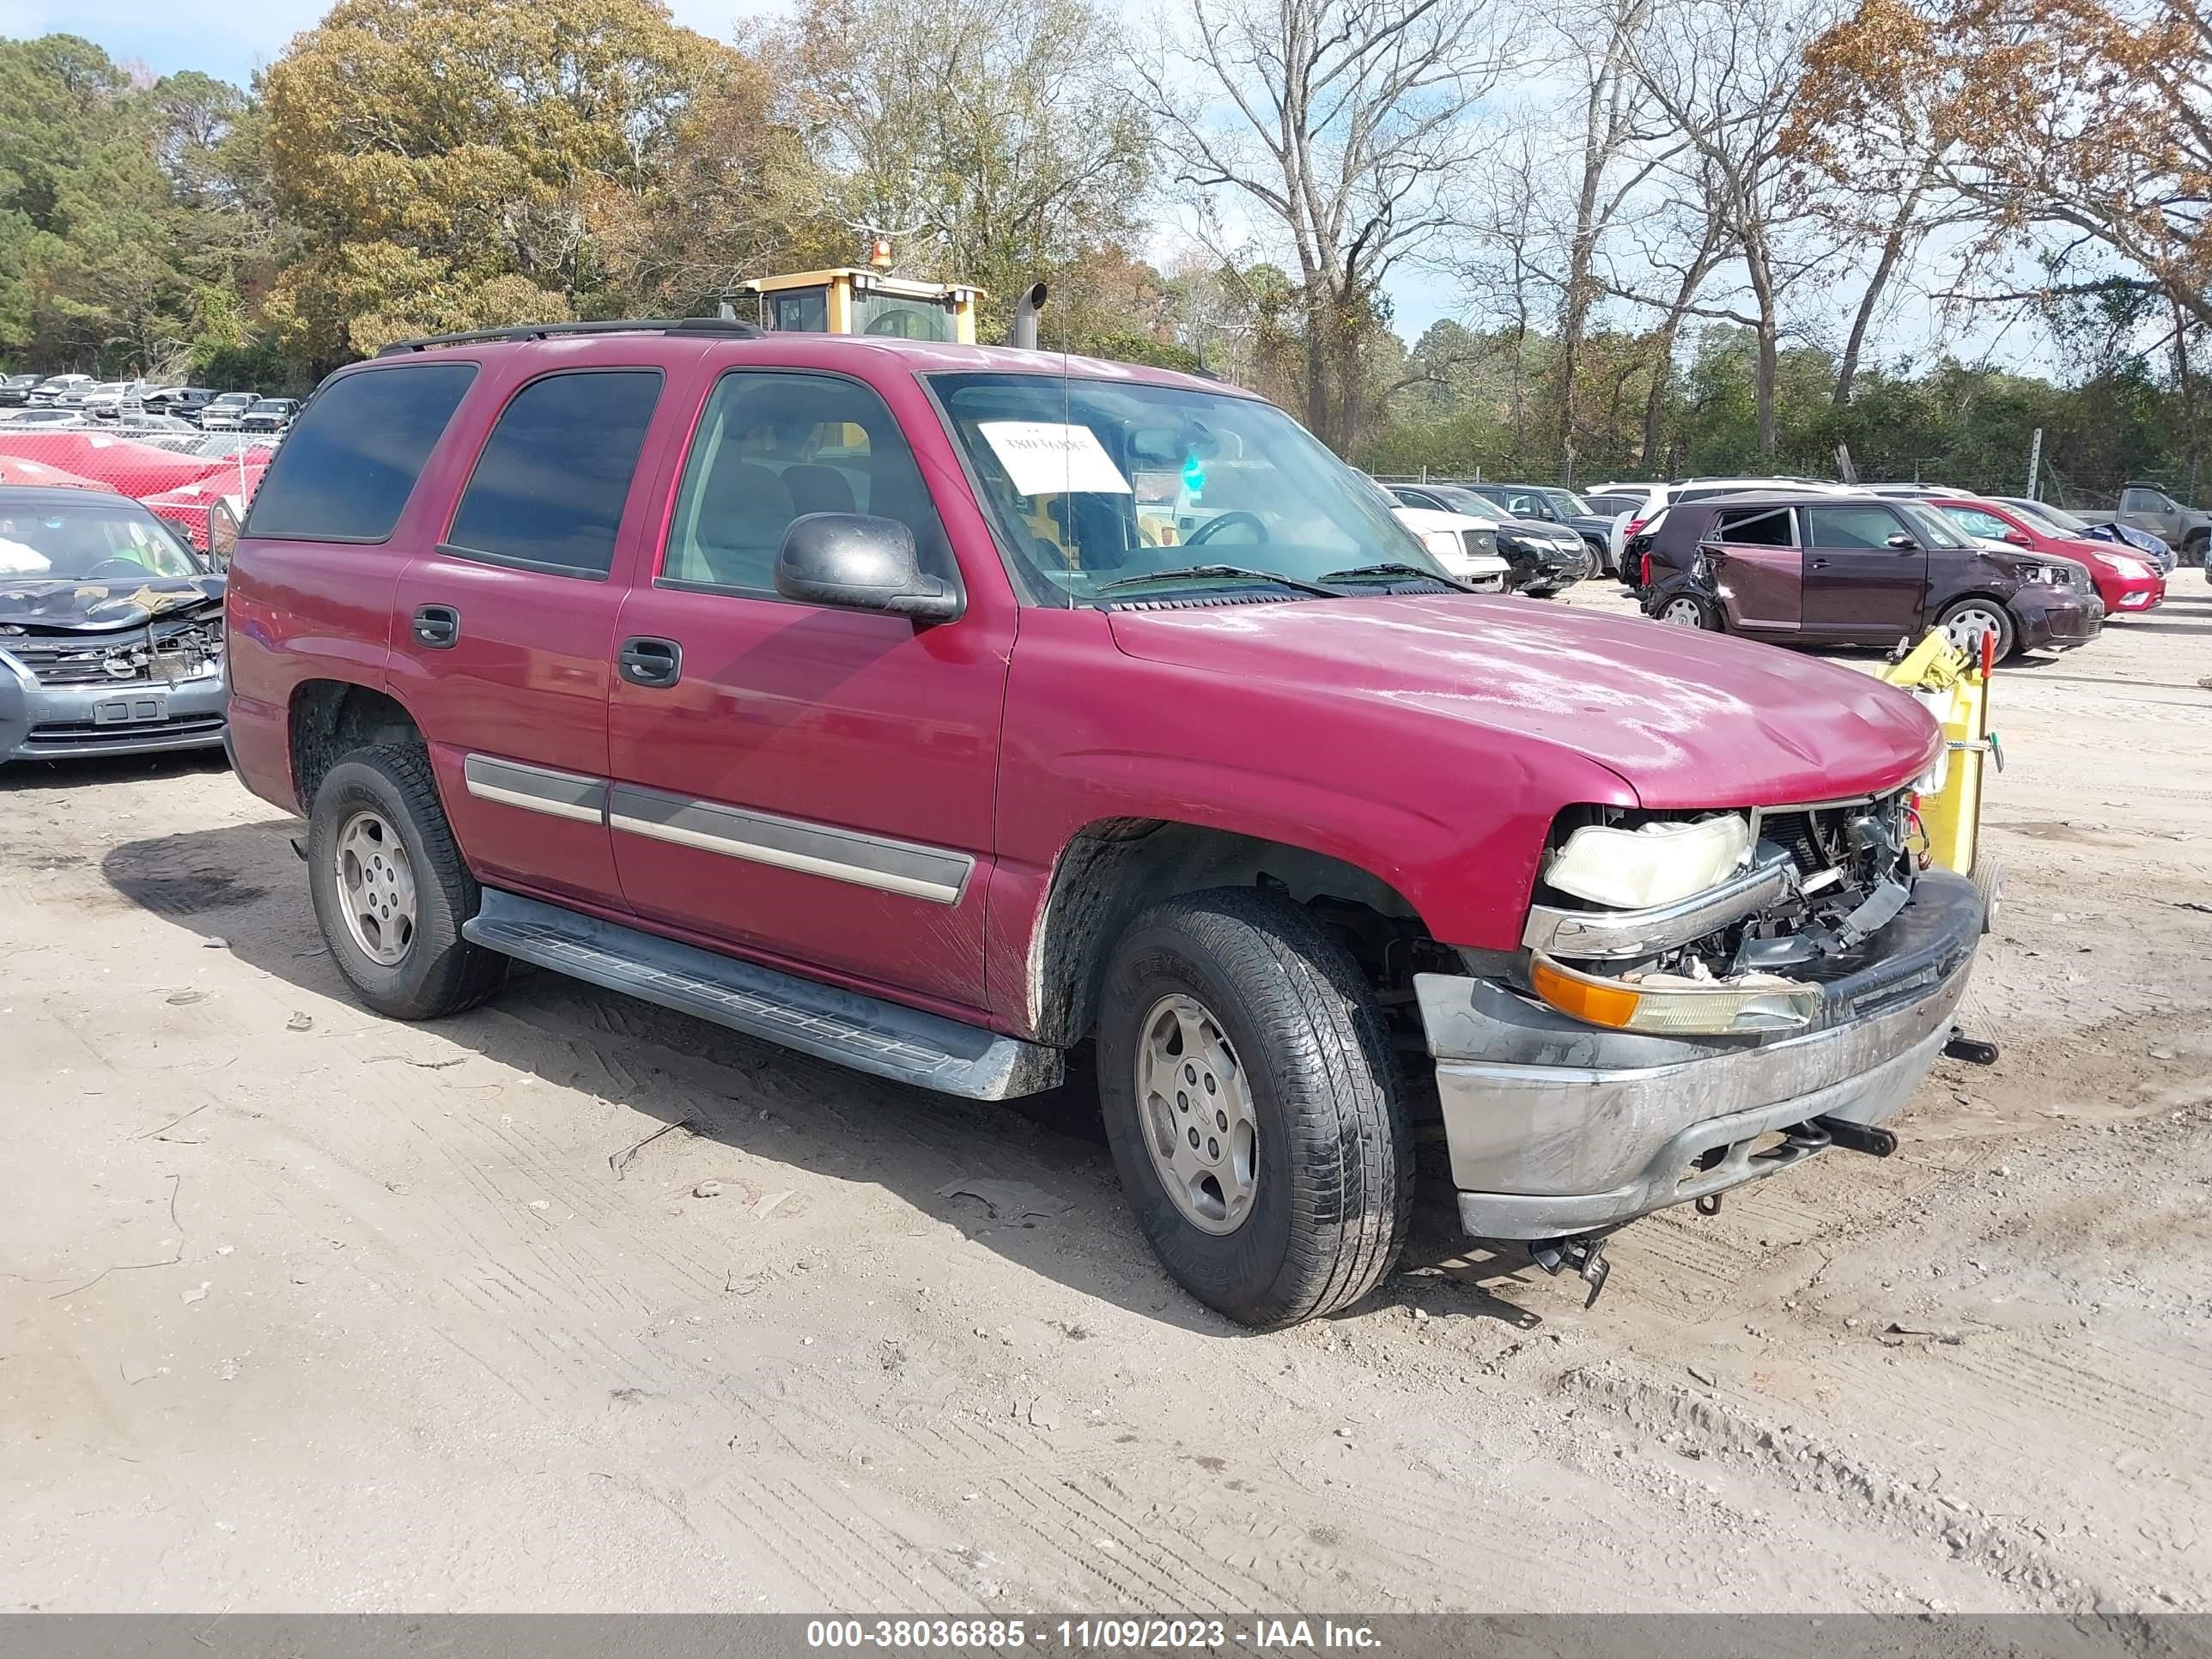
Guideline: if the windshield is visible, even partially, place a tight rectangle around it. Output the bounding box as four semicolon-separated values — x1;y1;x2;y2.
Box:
928;372;1445;604
1898;502;1972;549
2013;500;2087;533
0;501;204;580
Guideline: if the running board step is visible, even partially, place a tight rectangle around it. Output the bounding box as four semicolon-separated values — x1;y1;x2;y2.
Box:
465;889;1062;1101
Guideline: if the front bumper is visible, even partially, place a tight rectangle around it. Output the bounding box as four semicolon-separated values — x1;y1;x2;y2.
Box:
1500;537;1587;591
1419;871;1982;1240
2014;589;2102;650
0;658;228;762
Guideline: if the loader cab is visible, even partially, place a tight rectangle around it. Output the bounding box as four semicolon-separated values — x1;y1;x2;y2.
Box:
745;268;983;346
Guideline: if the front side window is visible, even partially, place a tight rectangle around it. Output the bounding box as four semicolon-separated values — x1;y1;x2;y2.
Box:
0;501;204;579
1714;507;1796;546
2122;487;2173;513
660;371;952;597
1806;506;1908;550
246;362;478;542
769;288;828;333
445;369;662;577
928;371;1443;605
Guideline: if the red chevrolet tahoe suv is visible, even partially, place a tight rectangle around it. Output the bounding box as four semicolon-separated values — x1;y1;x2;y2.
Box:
225;319;1984;1328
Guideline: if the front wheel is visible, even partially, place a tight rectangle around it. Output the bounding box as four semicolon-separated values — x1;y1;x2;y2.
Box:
1096;888;1413;1328
1938;597;2017;660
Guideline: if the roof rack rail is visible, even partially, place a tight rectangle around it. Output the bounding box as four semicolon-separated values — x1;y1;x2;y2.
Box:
375;316;763;357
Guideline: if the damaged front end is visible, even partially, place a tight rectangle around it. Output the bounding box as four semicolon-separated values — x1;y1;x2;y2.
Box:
1519;791;1925;1036
1416;786;1984;1247
0;581;228;760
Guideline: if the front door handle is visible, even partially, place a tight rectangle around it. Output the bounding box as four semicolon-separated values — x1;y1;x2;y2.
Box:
1809;556;1832;569
618;636;683;689
412;604;459;649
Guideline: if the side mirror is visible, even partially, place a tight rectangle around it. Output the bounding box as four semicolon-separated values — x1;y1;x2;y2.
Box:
1886;532;1920;550
2002;530;2032;546
774;514;962;623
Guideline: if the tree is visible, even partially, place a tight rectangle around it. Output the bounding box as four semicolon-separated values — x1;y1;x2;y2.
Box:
0;35;252;374
1621;0;1840;455
1546;0;1672;454
1137;0;1513;453
259;0;740;358
777;0;1152;339
1796;0;2212;330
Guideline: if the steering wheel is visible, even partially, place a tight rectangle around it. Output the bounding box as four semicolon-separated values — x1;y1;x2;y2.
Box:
83;559;149;580
1186;510;1269;546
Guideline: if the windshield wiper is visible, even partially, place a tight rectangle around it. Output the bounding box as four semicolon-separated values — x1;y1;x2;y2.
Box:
1093;563;1343;599
1317;562;1468;589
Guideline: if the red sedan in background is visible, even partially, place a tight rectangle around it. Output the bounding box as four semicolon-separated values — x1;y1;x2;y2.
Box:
1933;495;2166;617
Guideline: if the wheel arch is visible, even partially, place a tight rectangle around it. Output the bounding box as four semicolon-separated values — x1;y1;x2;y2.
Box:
289;678;427;809
1023;817;1430;1048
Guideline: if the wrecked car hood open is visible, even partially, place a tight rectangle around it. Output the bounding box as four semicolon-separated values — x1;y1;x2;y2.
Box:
0;574;226;634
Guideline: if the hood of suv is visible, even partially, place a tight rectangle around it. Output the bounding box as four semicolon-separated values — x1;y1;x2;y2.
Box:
1107;595;1938;808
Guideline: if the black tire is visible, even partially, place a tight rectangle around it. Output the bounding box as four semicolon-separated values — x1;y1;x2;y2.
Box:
1936;596;2017;661
1095;886;1413;1329
2186;532;2209;569
1972;856;2002;935
307;744;507;1020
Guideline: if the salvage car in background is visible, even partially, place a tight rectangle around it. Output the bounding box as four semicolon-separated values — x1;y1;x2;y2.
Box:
1640;489;2103;658
0;487;226;762
1929;495;2165;618
198;392;257;431
1387;501;1512;589
1386;483;1589;595
1455;481;1618;570
1985;496;2175;573
238;398;299;434
2115;481;2210;565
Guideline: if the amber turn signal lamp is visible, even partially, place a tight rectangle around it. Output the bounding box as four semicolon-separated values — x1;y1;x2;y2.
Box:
1530;957;1639;1028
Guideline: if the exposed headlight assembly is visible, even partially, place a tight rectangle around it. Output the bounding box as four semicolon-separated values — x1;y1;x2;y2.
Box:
1542;813;1753;909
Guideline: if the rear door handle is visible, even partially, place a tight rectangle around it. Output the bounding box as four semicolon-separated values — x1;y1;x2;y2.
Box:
412;604;459;648
618;636;683;689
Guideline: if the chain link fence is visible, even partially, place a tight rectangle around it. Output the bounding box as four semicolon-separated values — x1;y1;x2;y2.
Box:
0;422;276;558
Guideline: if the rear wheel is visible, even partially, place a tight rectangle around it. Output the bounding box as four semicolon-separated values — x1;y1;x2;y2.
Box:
1659;593;1718;629
1938;598;2016;660
307;746;507;1020
1096;887;1413;1329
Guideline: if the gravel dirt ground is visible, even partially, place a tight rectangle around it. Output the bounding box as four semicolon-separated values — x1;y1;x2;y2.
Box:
3;575;2208;1615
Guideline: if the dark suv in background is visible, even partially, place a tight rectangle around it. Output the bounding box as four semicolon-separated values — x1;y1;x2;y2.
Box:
1458;482;1620;570
1640;490;2104;659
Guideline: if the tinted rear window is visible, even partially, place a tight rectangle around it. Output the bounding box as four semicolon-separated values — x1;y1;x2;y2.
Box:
246;363;478;542
444;369;663;577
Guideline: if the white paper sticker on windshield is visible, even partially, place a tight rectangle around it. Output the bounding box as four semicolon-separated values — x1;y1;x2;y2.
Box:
979;421;1132;496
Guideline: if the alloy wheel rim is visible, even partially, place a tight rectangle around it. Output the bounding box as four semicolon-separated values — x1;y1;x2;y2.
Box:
334;809;417;967
1135;994;1259;1236
1662;598;1704;627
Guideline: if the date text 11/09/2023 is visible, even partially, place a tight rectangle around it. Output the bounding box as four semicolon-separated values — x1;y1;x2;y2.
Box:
805;1620;1382;1651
